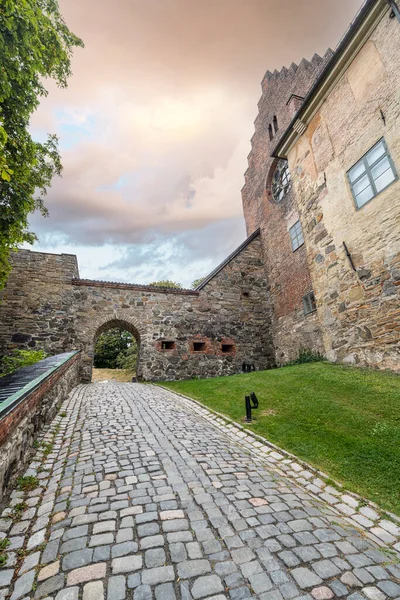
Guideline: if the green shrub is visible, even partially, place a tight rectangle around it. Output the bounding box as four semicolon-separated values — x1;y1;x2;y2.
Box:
0;349;46;376
284;348;325;366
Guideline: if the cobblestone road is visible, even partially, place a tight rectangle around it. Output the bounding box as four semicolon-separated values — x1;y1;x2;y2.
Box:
1;382;400;600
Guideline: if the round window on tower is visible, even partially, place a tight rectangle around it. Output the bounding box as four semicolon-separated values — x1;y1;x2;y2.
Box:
270;159;292;203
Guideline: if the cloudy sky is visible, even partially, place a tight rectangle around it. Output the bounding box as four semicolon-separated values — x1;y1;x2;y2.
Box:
29;0;362;288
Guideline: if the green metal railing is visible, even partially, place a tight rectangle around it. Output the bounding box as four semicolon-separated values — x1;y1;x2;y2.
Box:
0;351;80;420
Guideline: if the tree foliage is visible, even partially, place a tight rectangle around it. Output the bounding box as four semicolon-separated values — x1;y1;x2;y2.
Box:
148;280;182;289
0;0;84;288
94;328;138;371
192;277;205;289
115;344;138;371
0;349;47;376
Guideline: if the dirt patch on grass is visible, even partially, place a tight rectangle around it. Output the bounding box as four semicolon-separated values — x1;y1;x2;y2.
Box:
92;368;134;383
260;409;277;417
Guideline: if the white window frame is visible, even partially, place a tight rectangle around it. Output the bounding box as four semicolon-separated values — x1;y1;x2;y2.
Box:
289;220;304;252
303;291;317;315
347;138;397;210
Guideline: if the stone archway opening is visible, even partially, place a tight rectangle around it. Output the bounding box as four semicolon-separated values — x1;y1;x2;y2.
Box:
91;318;142;383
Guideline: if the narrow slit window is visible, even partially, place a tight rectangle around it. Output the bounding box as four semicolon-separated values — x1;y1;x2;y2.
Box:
289;220;304;251
193;342;206;352
347;138;397;209
268;124;273;141
303;291;317;315
161;341;175;350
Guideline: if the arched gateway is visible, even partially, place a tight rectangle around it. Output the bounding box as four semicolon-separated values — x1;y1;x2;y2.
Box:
90;316;143;383
0;233;275;382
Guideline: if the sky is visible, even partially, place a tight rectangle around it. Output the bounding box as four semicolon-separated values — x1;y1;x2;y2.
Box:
28;0;363;288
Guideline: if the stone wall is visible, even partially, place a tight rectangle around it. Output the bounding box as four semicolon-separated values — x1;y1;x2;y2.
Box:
0;352;80;501
0;251;80;351
0;234;275;382
241;55;330;363
287;12;400;369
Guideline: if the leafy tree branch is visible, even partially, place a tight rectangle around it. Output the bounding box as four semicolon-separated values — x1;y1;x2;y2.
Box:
0;0;84;288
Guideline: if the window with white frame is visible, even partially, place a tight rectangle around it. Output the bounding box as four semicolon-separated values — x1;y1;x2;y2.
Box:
347;138;397;209
303;291;317;315
289;220;304;251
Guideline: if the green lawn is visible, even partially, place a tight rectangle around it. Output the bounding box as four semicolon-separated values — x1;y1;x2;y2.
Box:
160;363;400;515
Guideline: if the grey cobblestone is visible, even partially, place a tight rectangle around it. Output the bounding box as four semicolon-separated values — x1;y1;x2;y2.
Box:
291;567;322;589
142;566;175;585
10;570;35;600
108;575;126;600
34;573;65;598
191;574;224;598
144;548;166;568
56;587;80;600
112;555;143;574
127;573;142;589
178;559;212;579
62;548;94;571
312;559;341;579
2;382;400;600
112;541;138;558
59;537;87;554
93;544;111;561
82;581;102;600
0;570;13;587
134;584;152;600
63;525;88;541
155;583;177;600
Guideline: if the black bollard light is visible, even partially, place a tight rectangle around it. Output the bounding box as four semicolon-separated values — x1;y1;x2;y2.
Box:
244;395;252;422
244;392;260;422
250;392;259;409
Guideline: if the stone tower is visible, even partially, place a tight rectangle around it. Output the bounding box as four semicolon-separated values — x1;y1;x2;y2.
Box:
242;52;333;363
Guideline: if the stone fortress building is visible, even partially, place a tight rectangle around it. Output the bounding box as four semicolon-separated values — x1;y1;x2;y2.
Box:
0;0;399;379
244;0;400;370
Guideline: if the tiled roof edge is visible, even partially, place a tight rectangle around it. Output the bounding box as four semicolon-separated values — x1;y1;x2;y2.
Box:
71;279;198;295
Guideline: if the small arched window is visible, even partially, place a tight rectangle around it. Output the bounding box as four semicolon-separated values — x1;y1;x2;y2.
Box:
273;115;278;133
268;124;273;141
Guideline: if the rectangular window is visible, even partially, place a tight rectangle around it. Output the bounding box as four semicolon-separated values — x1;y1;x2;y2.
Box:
221;344;234;353
161;341;175;350
193;342;206;352
303;291;317;315
347;138;397;209
289;220;304;251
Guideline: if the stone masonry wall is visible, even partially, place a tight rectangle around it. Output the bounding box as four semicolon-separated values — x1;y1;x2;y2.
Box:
241;55;330;363
287;12;400;370
0;251;80;351
0;236;274;382
0;352;80;501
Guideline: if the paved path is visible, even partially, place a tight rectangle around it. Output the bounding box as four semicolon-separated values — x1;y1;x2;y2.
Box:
1;383;400;600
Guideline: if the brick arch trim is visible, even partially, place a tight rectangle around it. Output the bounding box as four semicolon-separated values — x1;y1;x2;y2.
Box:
89;310;146;343
265;157;280;201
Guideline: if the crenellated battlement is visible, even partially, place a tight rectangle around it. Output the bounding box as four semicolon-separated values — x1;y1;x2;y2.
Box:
242;48;333;234
261;50;333;89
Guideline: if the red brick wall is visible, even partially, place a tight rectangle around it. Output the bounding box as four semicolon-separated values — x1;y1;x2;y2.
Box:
0;352;80;498
0;354;78;446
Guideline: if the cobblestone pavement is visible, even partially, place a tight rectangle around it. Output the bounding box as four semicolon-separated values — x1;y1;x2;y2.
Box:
1;382;400;600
